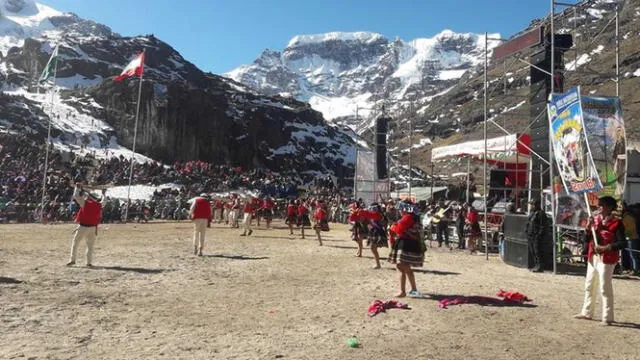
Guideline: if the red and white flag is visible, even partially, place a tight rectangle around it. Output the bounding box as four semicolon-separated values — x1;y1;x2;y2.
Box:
114;52;144;81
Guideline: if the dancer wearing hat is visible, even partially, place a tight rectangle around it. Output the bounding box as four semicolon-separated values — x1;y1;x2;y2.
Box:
67;183;104;267
366;203;388;269
388;202;425;297
190;193;212;256
348;202;367;257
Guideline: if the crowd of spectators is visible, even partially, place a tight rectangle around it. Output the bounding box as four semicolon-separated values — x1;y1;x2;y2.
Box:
0;132;349;223
0;132;91;222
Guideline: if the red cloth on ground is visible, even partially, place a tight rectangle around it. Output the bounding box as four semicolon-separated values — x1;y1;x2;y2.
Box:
368;299;410;317
496;290;532;303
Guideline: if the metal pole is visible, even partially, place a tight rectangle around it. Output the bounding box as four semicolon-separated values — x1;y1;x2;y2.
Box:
430;163;434;203
408;109;413;199
124;50;145;223
466;156;471;204
40;51;58;223
615;6;619;97
354;148;359;201
550;0;557;274
484;32;489;260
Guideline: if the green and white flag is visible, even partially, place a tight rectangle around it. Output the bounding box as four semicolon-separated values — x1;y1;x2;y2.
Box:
38;45;59;84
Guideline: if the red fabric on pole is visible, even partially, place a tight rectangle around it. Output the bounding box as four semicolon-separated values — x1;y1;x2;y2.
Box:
114;52;144;81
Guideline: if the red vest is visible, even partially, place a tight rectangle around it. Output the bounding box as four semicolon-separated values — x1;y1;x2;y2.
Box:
75;199;102;226
192;198;212;220
314;208;327;221
263;199;275;209
243;202;255;213
587;215;621;264
298;204;309;215
287;204;297;217
348;209;362;223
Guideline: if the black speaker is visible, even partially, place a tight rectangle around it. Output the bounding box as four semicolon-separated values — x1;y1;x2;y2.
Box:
503;214;530;268
503;213;554;270
529;44;567;197
376;117;390;179
544;33;574;51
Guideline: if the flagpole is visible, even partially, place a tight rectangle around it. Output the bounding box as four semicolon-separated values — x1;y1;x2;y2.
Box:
40;46;58;223
124;49;145;223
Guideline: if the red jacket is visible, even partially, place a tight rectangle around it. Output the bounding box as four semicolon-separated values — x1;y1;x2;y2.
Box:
587;215;623;264
192;198;212;220
75;199;102;226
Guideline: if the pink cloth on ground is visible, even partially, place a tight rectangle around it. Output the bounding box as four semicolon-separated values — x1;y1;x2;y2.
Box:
368;299;411;317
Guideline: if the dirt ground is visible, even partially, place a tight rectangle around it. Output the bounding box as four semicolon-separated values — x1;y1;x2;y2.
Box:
1;220;639;360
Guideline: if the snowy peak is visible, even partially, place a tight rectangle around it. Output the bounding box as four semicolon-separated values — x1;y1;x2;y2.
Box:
0;0;70;55
287;31;385;48
227;29;501;126
1;0;38;15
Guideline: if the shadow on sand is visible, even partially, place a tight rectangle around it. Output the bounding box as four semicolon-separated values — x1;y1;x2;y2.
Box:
610;321;640;330
90;266;169;274
0;276;23;284
204;254;270;261
383;268;460;276
325;244;358;250
422;293;537;308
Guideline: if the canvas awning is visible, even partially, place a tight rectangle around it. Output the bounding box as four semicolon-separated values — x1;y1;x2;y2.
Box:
431;134;531;164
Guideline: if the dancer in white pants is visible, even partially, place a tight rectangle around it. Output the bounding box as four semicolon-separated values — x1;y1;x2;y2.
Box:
67;184;103;267
190;193;212;256
574;196;626;326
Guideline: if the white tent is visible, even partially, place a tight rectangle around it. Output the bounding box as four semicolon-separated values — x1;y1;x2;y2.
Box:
431;134;531;164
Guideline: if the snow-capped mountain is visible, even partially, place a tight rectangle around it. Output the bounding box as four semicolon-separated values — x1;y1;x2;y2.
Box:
0;0;360;179
226;30;502;131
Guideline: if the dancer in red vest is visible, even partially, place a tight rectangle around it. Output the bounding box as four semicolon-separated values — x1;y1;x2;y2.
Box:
261;197;276;229
313;200;329;246
297;200;311;239
241;197;256;236
67;184;103;267
285;200;298;235
189;193;212;256
388;201;425;298
213;197;224;223
574;196;626;325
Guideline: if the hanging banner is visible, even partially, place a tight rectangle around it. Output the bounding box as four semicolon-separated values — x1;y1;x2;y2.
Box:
548;87;602;194
581;96;626;201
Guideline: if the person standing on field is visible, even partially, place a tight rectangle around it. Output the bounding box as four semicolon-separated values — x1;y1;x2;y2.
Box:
574;196;626;326
190;193;212;256
67;183;104;267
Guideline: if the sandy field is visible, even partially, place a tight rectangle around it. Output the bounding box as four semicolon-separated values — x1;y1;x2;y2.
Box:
1;220;639;360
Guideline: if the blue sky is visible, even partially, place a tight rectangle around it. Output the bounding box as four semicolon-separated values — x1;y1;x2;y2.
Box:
41;0;558;74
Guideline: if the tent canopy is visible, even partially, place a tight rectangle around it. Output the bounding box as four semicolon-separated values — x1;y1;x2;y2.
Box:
431;134;531;164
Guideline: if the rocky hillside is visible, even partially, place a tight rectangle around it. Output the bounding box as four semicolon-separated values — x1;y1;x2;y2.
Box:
0;0;359;181
406;0;640;178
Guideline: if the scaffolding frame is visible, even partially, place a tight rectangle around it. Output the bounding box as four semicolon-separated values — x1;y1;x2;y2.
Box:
480;0;622;272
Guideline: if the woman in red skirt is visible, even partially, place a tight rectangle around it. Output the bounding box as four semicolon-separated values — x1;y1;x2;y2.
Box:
388;202;425;298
